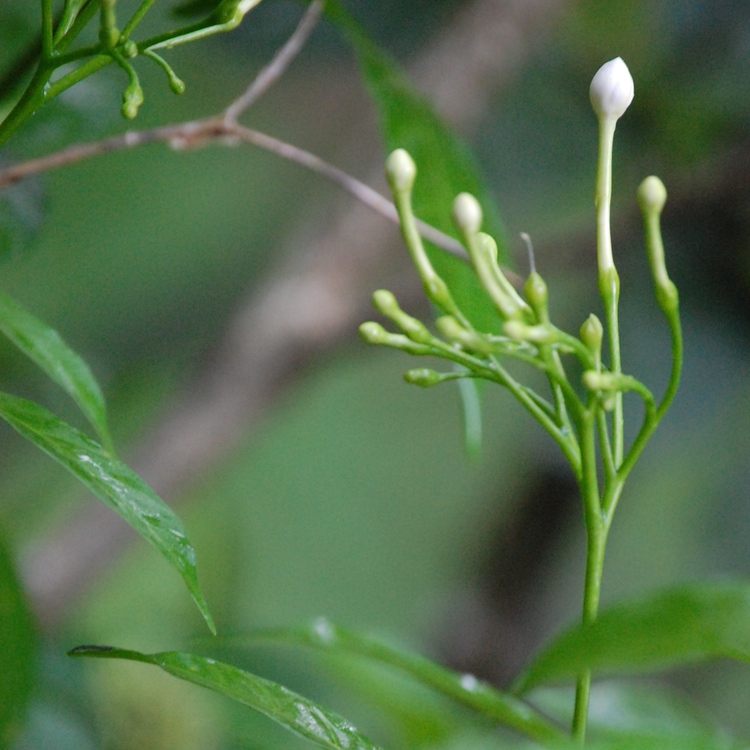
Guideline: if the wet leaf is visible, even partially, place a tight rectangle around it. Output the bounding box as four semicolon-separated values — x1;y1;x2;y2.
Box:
515;583;750;693
224;618;567;745
0;391;215;634
69;646;382;750
0;530;35;749
0;291;112;450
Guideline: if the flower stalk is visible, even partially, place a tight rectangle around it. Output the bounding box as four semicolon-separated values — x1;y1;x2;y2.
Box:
362;57;681;747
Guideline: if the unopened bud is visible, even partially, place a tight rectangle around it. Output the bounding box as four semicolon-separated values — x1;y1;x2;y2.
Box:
404;368;443;387
579;314;603;355
504;321;556;344
385;149;417;194
637;175;679;313
452;193;483;236
372;289;432;345
590;57;634;121
372;289;399;317
524;273;548;323
637;175;667;214
359;321;389;345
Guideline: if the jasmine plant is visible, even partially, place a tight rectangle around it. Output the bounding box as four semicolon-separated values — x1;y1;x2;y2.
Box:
360;57;682;743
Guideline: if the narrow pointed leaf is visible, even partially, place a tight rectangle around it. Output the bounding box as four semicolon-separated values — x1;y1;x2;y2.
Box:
324;1;508;331
0;391;214;633
0;291;113;450
0;530;35;748
226;618;568;745
69;646;383;750
515;583;750;693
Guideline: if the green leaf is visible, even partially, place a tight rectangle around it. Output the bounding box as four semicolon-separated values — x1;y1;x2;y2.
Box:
223;618;568;746
324;1;509;332
0;530;35;749
0;291;113;450
0;391;215;634
515;583;750;693
68;645;383;750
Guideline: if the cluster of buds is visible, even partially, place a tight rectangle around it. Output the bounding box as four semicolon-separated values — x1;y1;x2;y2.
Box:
360;58;681;450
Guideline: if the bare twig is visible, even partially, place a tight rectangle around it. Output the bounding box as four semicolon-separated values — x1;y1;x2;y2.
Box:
224;0;324;123
0;0;466;262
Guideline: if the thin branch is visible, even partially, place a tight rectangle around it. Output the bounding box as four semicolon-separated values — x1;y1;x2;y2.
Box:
224;0;324;123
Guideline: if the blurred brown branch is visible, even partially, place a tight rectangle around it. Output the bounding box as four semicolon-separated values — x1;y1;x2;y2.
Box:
20;0;570;630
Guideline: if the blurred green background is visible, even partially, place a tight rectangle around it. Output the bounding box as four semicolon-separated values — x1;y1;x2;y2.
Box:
3;0;750;748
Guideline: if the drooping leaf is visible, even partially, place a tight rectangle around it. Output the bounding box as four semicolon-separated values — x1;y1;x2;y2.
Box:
324;1;509;332
69;646;383;750
515;583;750;693
0;291;112;450
222;618;568;746
0;391;215;634
0;530;35;749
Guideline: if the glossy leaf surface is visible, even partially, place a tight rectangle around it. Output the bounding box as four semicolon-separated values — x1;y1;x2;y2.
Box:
325;1;508;331
515;583;750;693
69;646;382;750
0;290;112;450
0;531;35;749
229;618;567;745
0;391;214;633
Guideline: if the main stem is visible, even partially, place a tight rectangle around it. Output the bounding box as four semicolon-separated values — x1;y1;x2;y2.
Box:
571;409;605;743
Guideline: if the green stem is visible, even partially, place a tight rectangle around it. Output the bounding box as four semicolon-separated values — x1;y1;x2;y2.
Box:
55;1;100;54
0;62;53;148
41;0;55;60
121;0;159;40
594;115;623;468
572;406;605;743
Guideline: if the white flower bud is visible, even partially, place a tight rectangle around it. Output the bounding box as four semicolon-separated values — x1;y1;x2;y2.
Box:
589;57;634;121
385;149;416;193
452;193;483;235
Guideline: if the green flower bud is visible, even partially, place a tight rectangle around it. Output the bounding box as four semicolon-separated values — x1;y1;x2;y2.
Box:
524;272;549;323
372;289;432;345
372;289;399;317
579;314;603;355
404;368;443;387
385;149;417;194
122;40;138;59
436;315;466;341
452;193;483;236
504;321;556;344
359;321;389;345
637;175;679;314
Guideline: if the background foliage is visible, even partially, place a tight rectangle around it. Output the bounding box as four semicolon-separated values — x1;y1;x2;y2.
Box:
2;0;750;748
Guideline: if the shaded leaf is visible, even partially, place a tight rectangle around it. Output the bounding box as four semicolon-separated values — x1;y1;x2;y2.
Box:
69;646;382;750
224;618;568;746
515;583;750;693
0;291;112;450
324;1;509;331
0;530;35;749
0;391;215;633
